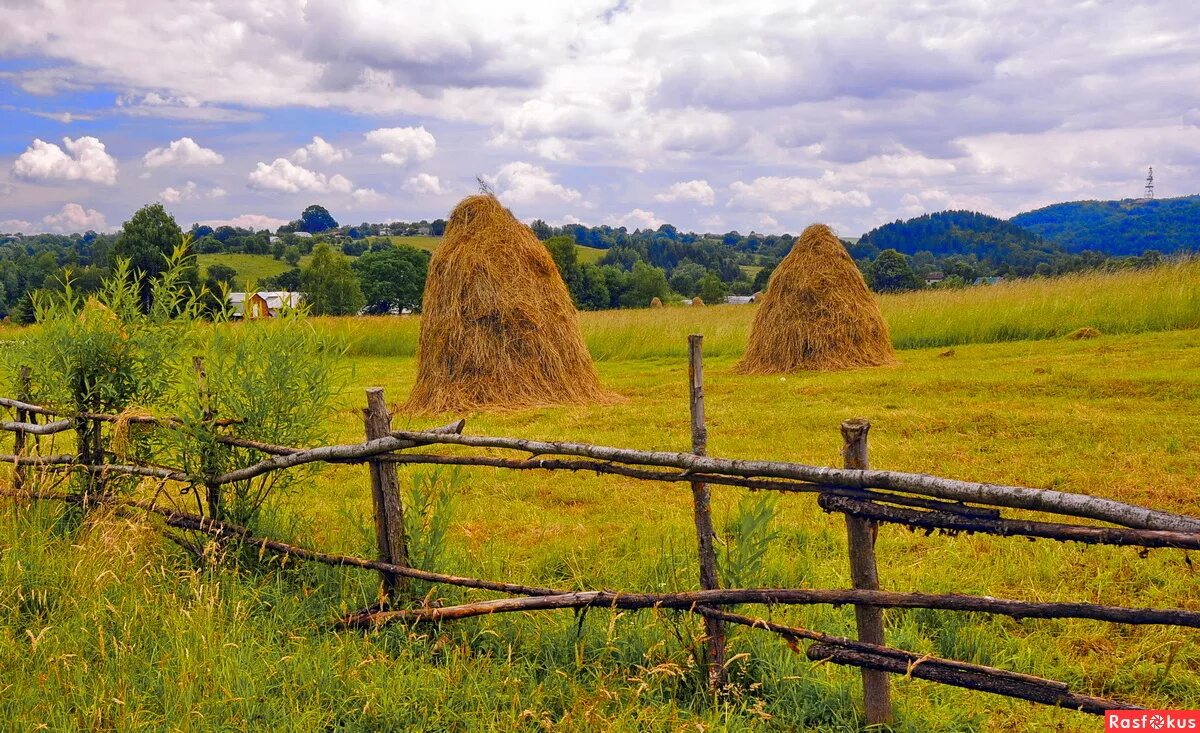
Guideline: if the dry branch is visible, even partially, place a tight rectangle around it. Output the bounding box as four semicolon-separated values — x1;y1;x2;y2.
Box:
805;643;1137;715
338;588;1200;630
696;608;1137;715
388;430;1200;532
819;494;1200;550
0;419;73;435
0;454;193;482
380;453;999;517
211;420;465;485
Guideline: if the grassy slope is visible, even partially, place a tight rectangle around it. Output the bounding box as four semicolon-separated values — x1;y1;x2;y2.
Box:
384;235;607;264
196;253;311;289
2;262;1200;730
198;239;607;289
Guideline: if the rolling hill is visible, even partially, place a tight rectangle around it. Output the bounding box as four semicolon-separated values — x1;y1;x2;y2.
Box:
856;210;1060;259
1010;195;1200;254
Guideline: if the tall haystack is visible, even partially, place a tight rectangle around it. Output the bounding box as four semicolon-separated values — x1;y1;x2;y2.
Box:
736;224;895;374
405;194;612;412
649;297;663;308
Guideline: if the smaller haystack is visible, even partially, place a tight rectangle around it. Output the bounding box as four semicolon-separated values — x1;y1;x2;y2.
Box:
650;297;663;308
691;297;705;307
736;224;895;374
405;194;612;412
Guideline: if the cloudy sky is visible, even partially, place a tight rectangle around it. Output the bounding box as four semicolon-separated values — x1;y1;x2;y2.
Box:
1;0;1198;237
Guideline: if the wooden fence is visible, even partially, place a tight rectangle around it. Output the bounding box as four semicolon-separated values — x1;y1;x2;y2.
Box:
3;337;1200;724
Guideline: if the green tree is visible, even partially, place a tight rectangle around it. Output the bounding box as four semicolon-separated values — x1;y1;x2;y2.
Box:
351;245;429;313
284;246;301;266
620;261;671;308
299;204;338;233
573;264;610;310
111;203;189;310
301;243;365;315
869;249;923;292
696;271;729;303
668;262;707;297
206;263;238;287
752;265;774;292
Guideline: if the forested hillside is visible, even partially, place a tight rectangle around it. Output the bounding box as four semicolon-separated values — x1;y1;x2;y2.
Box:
1011;195;1200;254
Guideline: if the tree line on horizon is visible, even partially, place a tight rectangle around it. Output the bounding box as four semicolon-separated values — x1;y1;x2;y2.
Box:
0;202;1184;321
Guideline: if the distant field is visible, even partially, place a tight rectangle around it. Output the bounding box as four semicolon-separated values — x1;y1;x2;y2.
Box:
383;235;607;264
196;253;309;289
199;239;606;289
315;259;1200;359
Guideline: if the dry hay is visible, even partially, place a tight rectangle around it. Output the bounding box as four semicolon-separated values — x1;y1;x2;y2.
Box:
691;297;705;307
736;223;896;374
405;194;612;412
1067;326;1102;340
649;296;663;308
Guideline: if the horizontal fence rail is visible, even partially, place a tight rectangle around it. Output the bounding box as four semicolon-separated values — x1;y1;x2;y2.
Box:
2;338;1197;721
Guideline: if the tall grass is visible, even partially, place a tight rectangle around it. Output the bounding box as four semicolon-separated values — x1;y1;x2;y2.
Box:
324;259;1200;359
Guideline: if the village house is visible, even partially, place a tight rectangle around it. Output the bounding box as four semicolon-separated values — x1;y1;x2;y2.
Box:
228;291;304;319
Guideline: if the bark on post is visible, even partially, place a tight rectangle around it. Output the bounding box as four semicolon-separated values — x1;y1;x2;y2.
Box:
12;367;31;491
688;335;726;691
194;357;221;519
841;418;893;725
364;387;410;601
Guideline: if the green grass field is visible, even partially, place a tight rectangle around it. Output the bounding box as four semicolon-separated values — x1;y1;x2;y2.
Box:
2;261;1199;730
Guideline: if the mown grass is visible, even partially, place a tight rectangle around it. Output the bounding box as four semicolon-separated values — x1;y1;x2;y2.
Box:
2;263;1200;730
323;258;1200;359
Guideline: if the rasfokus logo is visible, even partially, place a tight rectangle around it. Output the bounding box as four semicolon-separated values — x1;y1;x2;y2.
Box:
1107;711;1200;731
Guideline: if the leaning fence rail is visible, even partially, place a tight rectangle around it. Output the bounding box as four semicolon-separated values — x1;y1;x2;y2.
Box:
3;336;1199;723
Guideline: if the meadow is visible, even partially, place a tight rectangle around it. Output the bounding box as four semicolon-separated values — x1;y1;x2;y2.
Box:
1;261;1198;731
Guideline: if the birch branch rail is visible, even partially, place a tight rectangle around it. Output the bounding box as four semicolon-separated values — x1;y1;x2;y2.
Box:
338;588;1200;630
819;494;1200;550
388;431;1200;532
210;420;465;485
0;418;73;435
696;608;1138;715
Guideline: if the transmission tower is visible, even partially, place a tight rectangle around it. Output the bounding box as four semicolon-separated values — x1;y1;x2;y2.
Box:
1143;166;1154;199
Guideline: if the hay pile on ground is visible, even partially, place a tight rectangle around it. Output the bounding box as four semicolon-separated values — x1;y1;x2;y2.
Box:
405;194;612;412
691;297;705;307
650;297;663;308
736;223;896;374
1068;326;1101;340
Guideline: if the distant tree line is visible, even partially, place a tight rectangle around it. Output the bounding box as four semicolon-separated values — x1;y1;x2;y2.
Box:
2;202;1187;320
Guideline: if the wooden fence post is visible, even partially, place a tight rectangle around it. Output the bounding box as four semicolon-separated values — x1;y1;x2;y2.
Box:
688;335;726;691
12;367;31;491
364;387;410;601
841;418;893;725
193;356;221;519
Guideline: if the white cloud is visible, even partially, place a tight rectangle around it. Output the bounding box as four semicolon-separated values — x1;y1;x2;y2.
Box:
143;137;224;168
351;187;384;204
0;218;34;232
12;136;118;185
291;136;349;165
365;126;436;166
655;179;716;206
727;176;871;213
159;181;226;203
487;162;580;205
41;203;110;233
403;173;447;195
614;208;664;230
248;158;354;194
203;214;290;231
